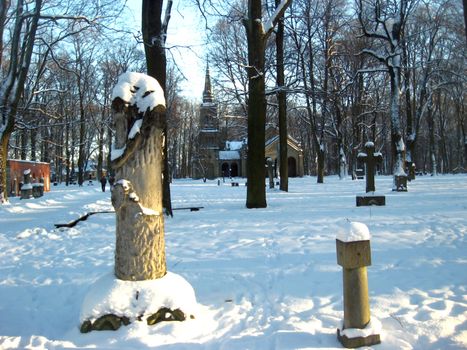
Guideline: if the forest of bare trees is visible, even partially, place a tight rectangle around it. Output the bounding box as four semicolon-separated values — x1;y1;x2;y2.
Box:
1;0;465;202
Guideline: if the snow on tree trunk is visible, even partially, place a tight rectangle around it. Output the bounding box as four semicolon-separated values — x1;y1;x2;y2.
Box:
110;72;167;281
339;145;347;180
0;134;8;203
390;64;407;189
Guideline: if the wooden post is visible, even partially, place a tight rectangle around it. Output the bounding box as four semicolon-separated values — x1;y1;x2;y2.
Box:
336;237;381;348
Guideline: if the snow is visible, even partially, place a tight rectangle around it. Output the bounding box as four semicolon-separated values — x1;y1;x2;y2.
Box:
336;221;370;242
128;119;143;139
339;317;382;338
225;141;244;151
365;141;375;148
0;175;466;349
357;152;367;158
219;150;240;160
80;272;197;323
24;169;31;175
111;72;166;114
263;0;290;35
110;146;125;161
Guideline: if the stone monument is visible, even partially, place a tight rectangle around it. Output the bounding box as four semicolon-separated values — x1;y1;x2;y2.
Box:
267;157;274;189
80;72;197;333
356;142;385;207
336;221;381;348
20;169;33;199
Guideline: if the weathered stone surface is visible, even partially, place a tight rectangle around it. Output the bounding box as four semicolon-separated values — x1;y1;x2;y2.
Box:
356;195;385;207
80;320;92;333
92;314;124;331
393;175;408;192
337;329;381;348
80;314;131;333
147;307;186;326
336;239;371;269
111;102;167;281
343;267;370;329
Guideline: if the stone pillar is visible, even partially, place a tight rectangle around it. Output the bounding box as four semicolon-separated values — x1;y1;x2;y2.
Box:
336;233;381;348
267;158;274;189
21;169;33;200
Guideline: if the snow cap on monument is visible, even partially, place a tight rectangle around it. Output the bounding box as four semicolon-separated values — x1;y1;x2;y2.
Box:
111;72;166;113
337;221;371;242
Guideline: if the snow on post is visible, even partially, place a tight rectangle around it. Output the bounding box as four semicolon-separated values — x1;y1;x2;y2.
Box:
336;221;381;347
336;221;370;242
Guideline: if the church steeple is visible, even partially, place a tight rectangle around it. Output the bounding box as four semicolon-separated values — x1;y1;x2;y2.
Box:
202;63;214;103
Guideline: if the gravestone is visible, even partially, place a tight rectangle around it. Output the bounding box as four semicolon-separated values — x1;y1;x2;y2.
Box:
407;162;416;181
394;175;408;191
356;142;385;207
266;158;274;189
20;169;33;199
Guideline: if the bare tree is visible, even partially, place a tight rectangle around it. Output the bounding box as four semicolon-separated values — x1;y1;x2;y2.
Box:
0;0;125;201
243;0;291;208
357;0;418;189
142;0;174;216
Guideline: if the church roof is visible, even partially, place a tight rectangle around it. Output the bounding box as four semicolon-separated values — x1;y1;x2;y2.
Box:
219;151;241;160
202;63;214;103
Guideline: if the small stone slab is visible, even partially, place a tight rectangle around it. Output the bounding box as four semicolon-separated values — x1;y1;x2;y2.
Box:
80;314;130;333
147;307;186;326
336;239;371;269
337;328;381;348
356;195;385;207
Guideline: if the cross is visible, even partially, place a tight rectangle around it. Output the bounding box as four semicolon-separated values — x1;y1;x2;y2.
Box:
357;142;382;193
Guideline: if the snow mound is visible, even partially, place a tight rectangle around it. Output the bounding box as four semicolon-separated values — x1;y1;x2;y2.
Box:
80;271;198;323
336;221;371;242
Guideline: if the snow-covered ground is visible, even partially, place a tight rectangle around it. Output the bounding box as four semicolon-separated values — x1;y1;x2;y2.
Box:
0;175;466;349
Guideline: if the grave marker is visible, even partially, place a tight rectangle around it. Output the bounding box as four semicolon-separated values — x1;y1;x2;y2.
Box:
356;142;385;206
336;222;381;348
267;158;274;189
20;169;33;199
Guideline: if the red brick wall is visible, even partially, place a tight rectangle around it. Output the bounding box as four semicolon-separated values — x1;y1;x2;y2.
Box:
7;160;51;195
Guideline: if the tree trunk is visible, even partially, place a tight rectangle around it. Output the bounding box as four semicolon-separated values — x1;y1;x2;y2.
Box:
389;66;406;188
77;98;86;186
245;0;267;208
276;0;288;192
142;0;173;216
317;145;325;183
0;134;10;203
111;99;166;281
427;104;438;176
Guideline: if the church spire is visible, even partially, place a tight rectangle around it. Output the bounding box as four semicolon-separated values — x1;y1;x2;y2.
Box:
202;62;214;103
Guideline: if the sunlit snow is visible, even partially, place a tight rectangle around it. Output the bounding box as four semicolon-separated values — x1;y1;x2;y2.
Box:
0;175;466;349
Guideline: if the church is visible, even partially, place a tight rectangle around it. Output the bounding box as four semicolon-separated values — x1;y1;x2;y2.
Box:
192;66;304;180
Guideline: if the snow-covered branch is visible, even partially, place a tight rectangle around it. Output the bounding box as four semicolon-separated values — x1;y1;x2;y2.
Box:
264;0;292;39
360;49;387;64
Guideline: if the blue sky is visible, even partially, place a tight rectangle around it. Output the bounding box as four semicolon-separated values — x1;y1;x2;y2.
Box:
126;0;206;100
